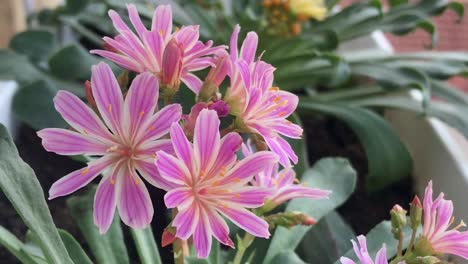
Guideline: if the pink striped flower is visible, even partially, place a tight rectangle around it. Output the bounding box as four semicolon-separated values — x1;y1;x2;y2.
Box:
416;181;468;259
37;62;182;233
155;109;278;258
91;4;225;94
225;25;303;167
340;235;390;264
242;141;330;210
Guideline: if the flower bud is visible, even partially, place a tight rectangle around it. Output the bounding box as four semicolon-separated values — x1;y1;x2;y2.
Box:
208;100;230;117
161;39;183;91
410;195;423;230
390;204;407;239
161;226;177;247
84;80;96;108
265;211;317;230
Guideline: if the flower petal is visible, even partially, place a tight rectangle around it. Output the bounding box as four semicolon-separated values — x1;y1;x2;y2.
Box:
375;245;388;264
173;205;199;240
151;5;172;40
155;151;191;185
53;90;113;142
207;132;242;177
193;209;212;258
340;257;357;264
49;156;114;199
37;128;108;155
207;209;234;248
91;62;125;136
170;123;196;174
229;187;270;208
135;159;177;191
181;73;203;94
139;104;182;143
194;109;220;174
164;187;193;208
221;151;277;185
94;176;117;234
117;169;154;229
216;206;269;238
127;4;147;39
90;50;143;72
173;25;199;52
229;25;240;62
240;32;258;64
263;135;298;167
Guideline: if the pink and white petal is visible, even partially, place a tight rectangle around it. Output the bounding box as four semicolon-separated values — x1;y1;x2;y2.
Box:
49;156;114;199
108;9;132;32
170;123;196;174
375;246;389;264
423;181;434;236
140;139;174;156
193;209;212;258
127;4;147;39
194;109;221;174
91;63;125;136
272;186;330;205
94;175;118;234
207;132;242;177
90;50;143;72
354;236;373;264
155;151;191;185
240;32;258;64
181;73;203;94
53;90;113;142
142;31;163;70
173;205;199;240
340;257;357;264
235;60;251;91
139;104;182;142
37;128;108;155
134;159;177;191
151;5;172;40
173;25;199;51
276;168;295;186
161;39;183;87
229;187;271;208
229;25;241;62
270;121;303;139
164;187;193;208
266;91;299;119
217;206;270;238
124;72;159;136
206;209;234;248
263;135;298;167
221;151;277;185
117;170;154;229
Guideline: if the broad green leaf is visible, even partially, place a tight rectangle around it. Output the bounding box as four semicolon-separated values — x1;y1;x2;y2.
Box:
262;158;357;264
67;187;130;264
298;99;412;191
9;30;56;63
59;230;93;264
335;221;418;264
48;45;100;81
12;80;66;130
64;0;91;14
270;251;306;264
0;50;42;85
130;227;162;264
0;124;73;264
296;211;355;263
0;226;37;264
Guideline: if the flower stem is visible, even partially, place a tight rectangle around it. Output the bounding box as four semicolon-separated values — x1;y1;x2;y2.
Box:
397;231;404;257
232;233;254;264
404;228;417;257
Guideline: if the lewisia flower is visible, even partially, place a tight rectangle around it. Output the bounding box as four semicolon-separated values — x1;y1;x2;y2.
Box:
414;181;468;259
155;109;278;258
340;235;391;264
38;62;182;233
242;141;330;210
289;0;328;21
91;4;225;94
225;25;303;167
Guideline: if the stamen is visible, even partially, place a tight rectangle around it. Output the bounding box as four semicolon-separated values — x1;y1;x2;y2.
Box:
213;180;220;186
139;111;145;117
149;126;155;131
135;178;140;185
200;170;206;179
272;178;278;186
220;166;227;177
279;173;287;180
278;111;286;117
280;100;288;106
233;178;241;183
108;104;112;112
454;220;466;230
269;87;280;92
83;129;89;135
107;146;119;152
286;120;293;125
273;96;281;103
110;178;116;185
159;29;165;36
81;168;89;175
235;193;241;198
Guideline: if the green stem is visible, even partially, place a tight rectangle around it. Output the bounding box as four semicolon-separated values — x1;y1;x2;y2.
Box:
232;233;254;264
404;228;417;257
397;232;404;257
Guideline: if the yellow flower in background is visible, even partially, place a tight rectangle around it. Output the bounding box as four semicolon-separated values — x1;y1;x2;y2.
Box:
289;0;327;21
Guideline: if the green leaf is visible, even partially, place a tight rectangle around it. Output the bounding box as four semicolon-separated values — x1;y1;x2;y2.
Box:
59;230;93;264
130;227;162;264
288;114;309;178
185;257;210;264
270;251;306;264
12;80;67;130
208;241;221;264
9;30;56;63
49;45;100;81
335;221;418;264
296;211;355;263
262;158;357;264
0;50;42;85
298;99;412;191
0;226;37;264
64;0;91;14
67;187;130;264
0;124;73;264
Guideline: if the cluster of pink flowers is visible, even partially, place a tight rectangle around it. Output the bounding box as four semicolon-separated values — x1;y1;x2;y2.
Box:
38;4;329;258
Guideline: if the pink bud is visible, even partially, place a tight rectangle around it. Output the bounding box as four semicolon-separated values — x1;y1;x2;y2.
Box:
84;80;96;107
411;195;422;208
208;100;230;117
161;227;176;247
302;215;317;226
206;52;230;88
161;39;183;89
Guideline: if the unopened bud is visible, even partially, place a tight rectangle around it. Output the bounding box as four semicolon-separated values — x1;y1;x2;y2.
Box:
161;226;176;247
390;204;407;239
410;195;423;230
84;80;96;107
265;211;317;230
208;100;230;117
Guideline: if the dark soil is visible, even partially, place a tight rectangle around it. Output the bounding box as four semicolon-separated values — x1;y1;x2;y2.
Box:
0;117;414;263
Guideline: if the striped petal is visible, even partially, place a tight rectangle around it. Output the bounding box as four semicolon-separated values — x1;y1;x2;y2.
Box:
194;109;220;173
94;175;118;234
37;128;108;155
217;206;269;238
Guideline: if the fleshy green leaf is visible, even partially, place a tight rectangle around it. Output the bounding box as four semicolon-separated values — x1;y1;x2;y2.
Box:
9;30;56;63
0;226;37;264
298;99;412;191
130;227;162;264
262;158;357;264
270;251;306;264
0;124;73;264
67;186;130;264
48;45;100;81
59;230;93;264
